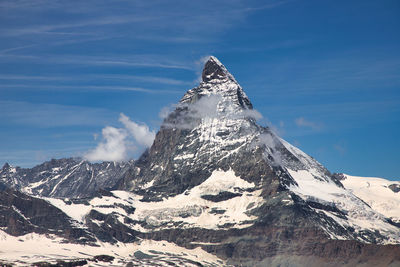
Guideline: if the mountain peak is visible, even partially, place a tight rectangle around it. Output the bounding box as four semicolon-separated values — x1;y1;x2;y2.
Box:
178;56;252;112
202;56;233;83
2;163;10;170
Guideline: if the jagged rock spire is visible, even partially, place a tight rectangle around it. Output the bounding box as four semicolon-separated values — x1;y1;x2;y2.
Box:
180;56;253;110
202;56;232;82
2;163;10;170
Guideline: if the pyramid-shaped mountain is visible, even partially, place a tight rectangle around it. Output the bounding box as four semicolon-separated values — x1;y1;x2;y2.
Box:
117;56;295;199
112;56;400;264
1;57;399;266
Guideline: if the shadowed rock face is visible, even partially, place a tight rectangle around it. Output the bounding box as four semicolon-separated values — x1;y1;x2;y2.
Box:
202;56;229;82
0;187;95;243
0;158;134;198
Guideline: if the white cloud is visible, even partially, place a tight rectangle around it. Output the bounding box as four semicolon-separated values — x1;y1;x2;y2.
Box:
190;94;222;119
241;109;263;120
258;132;283;166
85;113;156;162
85;126;128;162
119;113;156;148
162;94;264;130
194;55;212;83
159;104;176;119
295;117;322;131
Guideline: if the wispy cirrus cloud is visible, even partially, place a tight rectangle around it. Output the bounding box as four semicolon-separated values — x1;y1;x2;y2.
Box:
295;117;322;131
243;0;292;12
0;53;195;70
0;146;90;167
260;99;400;138
0;100;116;128
0;0;288;47
0;56;195;76
333;143;347;156
0;0;57;10
0;44;37;54
77;58;193;70
0;74;192;86
0;15;156;36
0;84;181;94
267;100;400;119
0;0;290;86
0;36;119;57
254;54;400;97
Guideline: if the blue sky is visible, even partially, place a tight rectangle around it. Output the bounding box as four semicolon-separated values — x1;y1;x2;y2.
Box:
0;0;399;180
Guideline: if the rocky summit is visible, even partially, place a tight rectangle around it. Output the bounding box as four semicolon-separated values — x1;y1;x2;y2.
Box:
0;57;399;266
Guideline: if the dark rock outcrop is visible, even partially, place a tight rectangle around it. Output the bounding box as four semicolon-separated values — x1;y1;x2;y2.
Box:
0;158;134;198
389;184;400;193
0;187;95;243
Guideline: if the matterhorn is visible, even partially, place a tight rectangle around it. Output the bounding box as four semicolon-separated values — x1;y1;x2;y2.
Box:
0;56;399;266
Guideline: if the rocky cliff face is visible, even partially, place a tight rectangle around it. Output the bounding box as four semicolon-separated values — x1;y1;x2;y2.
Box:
0;158;133;198
0;186;95;243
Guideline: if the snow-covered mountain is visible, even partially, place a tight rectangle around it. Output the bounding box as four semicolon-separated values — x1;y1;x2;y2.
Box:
338;173;400;223
0;158;133;198
1;56;399;266
116;56;400;245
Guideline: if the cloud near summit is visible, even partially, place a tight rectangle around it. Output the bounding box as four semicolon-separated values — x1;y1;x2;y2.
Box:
85;113;156;162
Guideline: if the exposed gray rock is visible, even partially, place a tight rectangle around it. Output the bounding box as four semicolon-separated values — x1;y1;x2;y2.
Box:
0;187;95;243
0;158;134;198
389;184;400;193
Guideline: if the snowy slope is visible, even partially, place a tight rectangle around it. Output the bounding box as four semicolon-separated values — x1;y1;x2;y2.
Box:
0;230;226;266
281;140;400;244
44;167;400;245
341;174;400;223
46;169;263;232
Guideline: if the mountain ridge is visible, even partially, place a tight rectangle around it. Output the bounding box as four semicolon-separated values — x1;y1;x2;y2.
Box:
0;157;133;198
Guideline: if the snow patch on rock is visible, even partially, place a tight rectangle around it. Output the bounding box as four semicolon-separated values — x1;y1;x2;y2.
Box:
46;170;261;232
130;169;261;231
